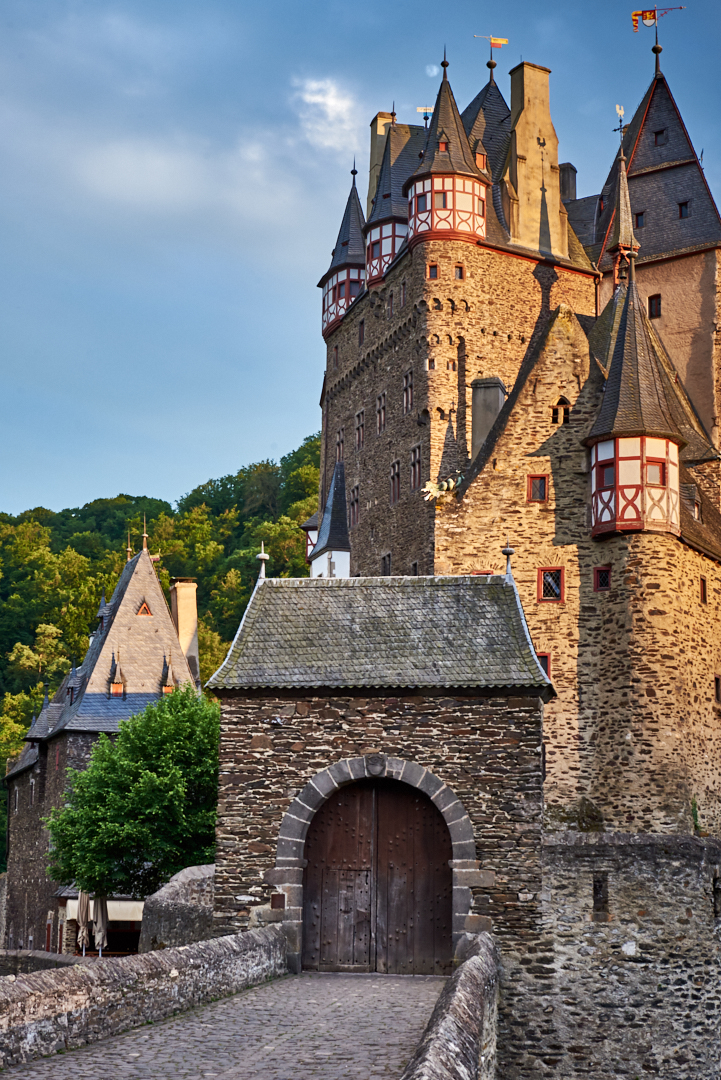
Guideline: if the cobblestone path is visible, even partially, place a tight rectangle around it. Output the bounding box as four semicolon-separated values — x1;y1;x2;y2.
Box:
6;972;445;1079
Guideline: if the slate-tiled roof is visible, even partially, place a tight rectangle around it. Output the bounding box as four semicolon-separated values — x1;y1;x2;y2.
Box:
461;79;510;183
310;462;350;560
607;151;639;255
367;125;426;226
319;177;366;287
404;67;483;192
587;273;716;458
6;549;194;781
207;575;553;696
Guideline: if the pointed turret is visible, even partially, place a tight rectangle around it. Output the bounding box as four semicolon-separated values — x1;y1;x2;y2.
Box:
364;121;425;285
163;651;175;695
606;149;639;284
309;462;351;579
403;59;489;248
318;167;366;337
461;74;509;182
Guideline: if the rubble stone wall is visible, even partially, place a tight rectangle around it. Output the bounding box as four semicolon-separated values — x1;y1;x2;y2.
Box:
0;925;287;1069
138;864;215;953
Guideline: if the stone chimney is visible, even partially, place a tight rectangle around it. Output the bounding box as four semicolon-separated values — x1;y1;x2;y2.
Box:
170;579;200;685
471;378;507;460
504;62;568;259
559;162;577;202
367;112;393;216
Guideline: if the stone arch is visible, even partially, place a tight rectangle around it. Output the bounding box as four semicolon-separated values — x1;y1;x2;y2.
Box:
264;754;478;973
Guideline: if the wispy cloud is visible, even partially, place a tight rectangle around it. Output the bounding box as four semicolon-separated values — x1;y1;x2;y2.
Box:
291;77;363;158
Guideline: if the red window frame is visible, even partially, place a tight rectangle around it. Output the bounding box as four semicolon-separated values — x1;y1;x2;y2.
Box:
434;191;447;209
427;263;438;279
645;459;666;486
536;653;551;677
594;567;612;592
648;294;661;319
537;567;565;603
417;193;428;213
527;475;548;502
371;240;381;258
454;264;464;280
701;576;708;604
596;455;615;491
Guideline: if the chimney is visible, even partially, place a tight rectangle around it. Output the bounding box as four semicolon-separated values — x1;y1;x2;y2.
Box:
471;378;507;460
170;579;200;685
559;162;577;202
506;62;568;259
367;112;393;217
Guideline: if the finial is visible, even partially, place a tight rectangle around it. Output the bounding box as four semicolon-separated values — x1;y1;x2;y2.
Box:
653;42;663;75
351;158;357;184
391;101;396;126
42;689;49;708
441;47;448;77
501;538;515;576
256;541;270;580
628;248;637;284
487;58;496;83
126;531;132;562
142;514;148;551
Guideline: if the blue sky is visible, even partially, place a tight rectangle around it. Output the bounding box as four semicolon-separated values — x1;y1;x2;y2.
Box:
1;0;719;514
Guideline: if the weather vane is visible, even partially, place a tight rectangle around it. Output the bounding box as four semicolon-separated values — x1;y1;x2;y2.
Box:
614;104;625;145
416;106;433;130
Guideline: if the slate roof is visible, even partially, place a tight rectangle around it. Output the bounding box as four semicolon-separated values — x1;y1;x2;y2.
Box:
404;67;483;193
607;151;639;255
319;176;366;287
566;71;721;268
207;575;553;696
461;79;510;183
6;549;194;781
367;124;426;226
587;271;717;459
310;462;350;560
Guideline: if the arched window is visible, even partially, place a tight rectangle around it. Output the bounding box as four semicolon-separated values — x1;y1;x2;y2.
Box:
551;397;570;425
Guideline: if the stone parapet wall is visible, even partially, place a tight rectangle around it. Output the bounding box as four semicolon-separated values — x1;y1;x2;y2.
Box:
0;925;287;1069
0;949;95;978
400;932;499;1080
138;864;215;953
497;832;721;1079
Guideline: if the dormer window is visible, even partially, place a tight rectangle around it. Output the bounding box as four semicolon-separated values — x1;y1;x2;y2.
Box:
679;201;690;219
110;681;123;697
635;211;645;229
439;141;448;152
475;152;487;171
654;129;668;147
137;602;152;616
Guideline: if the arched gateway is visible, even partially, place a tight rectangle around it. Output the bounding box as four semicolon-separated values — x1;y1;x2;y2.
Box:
302;778;452;974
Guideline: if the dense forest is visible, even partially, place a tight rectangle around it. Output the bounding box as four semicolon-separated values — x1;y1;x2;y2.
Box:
0;430;320;773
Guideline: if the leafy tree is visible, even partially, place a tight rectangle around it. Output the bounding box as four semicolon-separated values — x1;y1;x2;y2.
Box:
197;619;231;688
46;688;220;897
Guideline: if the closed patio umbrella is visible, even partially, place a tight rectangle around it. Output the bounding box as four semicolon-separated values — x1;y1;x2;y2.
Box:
93;896;109;957
76;891;90;957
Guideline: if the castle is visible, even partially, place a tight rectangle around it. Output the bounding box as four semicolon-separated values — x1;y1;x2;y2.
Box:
210;43;721;1078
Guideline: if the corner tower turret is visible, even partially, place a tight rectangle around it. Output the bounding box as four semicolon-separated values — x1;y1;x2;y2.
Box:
318;167;366;338
364;119;425;286
403;58;490;247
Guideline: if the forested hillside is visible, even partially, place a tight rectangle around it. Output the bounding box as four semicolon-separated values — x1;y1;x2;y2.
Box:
0;432;320;762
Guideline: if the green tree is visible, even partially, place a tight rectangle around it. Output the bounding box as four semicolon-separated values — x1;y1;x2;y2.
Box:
46;687;220;897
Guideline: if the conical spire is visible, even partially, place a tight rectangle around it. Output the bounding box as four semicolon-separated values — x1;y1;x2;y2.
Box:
96;588;107;619
164;651;174;691
322;173;366;279
406;62;482;187
607;150;639;257
588;272;686;446
461;78;510;183
142;515;148;551
310;462;350;562
126;531;132;562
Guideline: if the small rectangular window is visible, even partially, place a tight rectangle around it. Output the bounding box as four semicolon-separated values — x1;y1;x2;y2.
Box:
679;201;690;219
649;294;662;319
333;346;338;368
434;191;447;209
454;265;464;280
477;196;486;217
355;410;364;450
417;193;428;213
371;240;381;258
410;445;422;491
475;152;486;171
594;567;611;592
14;787;18;813
654;129;667;147
438;141;448;153
336;428;344;462
635;211;645;229
377;392;386;435
538;568;564;602
388;293;393;318
527;475;548;502
358;320;364;346
403;370;413;415
411;561;419;576
381;553;392;576
29;779;35;807
338;281;346;300
598;462;615;488
715;676;721;704
592;872;609;922
390;460;401;505
536;653;551;677
349;485;360;528
646;461;665;486
401;282;407;307
349;280;361;298
701;576;708;604
428;263;438;280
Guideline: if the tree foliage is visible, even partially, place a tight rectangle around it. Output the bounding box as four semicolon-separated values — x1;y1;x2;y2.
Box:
46;688;220;897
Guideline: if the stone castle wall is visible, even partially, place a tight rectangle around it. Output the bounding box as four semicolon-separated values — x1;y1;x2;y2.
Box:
321;238;595;576
4;732;95;954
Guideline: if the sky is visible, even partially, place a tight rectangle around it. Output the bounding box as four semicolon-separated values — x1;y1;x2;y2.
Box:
1;0;720;515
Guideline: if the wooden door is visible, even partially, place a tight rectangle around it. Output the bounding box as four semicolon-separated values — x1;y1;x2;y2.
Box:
302;779;452;975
